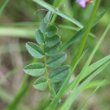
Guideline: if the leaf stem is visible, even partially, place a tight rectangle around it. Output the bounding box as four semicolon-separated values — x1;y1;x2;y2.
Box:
43;44;56;99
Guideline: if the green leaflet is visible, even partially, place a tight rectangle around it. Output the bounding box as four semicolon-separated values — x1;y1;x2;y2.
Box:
49;65;70;83
26;42;44;58
40;11;52;33
24;63;45;77
47;53;67;68
45;35;60;47
40;19;48;33
33;76;47;91
35;30;44;44
45;45;59;57
43;11;53;24
46;25;58;37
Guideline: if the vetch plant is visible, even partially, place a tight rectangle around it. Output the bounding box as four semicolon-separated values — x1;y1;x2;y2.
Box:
24;12;70;98
23;0;110;110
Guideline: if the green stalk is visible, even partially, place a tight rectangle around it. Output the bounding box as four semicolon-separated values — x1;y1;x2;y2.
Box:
33;0;83;28
72;0;101;67
0;0;9;16
44;55;56;98
45;1;101;110
6;75;31;110
51;0;66;24
0;27;34;38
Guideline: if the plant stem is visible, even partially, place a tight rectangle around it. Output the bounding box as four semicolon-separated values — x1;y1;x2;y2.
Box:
0;0;9;16
6;75;31;110
51;0;66;24
45;0;101;110
44;48;56;99
72;0;101;67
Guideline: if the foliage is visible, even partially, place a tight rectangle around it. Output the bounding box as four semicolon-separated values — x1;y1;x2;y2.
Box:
0;0;110;110
24;12;70;97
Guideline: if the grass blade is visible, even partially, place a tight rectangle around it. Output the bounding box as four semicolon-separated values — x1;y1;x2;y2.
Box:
69;23;110;91
33;0;83;28
71;0;101;67
60;61;110;110
45;51;86;110
61;9;106;50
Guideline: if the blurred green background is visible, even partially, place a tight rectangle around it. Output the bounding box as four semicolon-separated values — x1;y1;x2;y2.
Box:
0;0;110;110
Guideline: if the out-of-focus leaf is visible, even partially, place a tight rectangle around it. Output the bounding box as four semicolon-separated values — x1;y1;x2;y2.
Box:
93;10;106;27
0;0;9;16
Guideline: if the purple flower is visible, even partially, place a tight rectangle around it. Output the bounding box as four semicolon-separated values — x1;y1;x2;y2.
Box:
76;0;92;8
